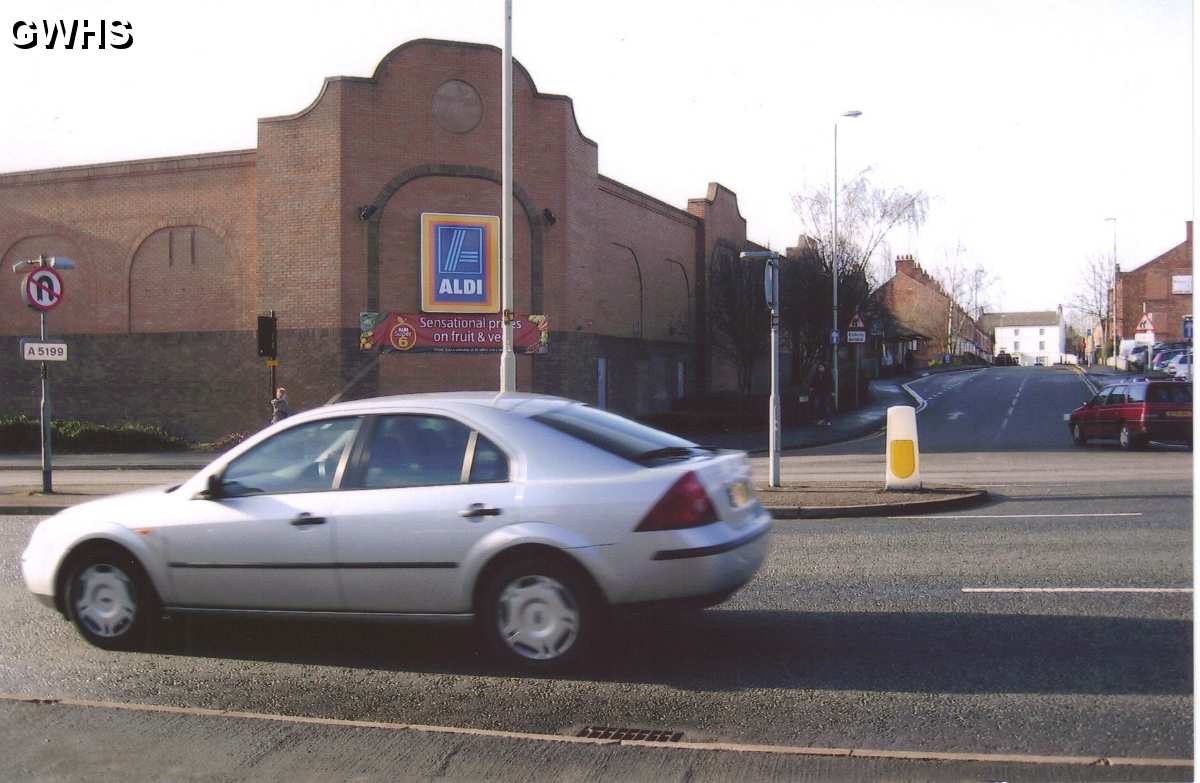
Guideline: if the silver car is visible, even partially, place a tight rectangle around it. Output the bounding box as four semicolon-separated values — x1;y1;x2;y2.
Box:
22;393;771;670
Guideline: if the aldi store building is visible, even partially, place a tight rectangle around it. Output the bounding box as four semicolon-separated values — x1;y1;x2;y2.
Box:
0;39;757;440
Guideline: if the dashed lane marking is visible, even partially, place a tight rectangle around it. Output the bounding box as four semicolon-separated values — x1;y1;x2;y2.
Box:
963;587;1192;593
892;513;1143;519
0;694;1190;770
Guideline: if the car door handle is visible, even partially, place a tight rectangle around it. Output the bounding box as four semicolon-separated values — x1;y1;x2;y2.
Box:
290;513;327;527
459;503;501;518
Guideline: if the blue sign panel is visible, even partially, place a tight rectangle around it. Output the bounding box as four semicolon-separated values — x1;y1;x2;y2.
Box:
421;213;500;313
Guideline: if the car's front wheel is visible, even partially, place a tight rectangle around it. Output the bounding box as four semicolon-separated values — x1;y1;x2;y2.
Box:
63;545;157;651
1071;423;1087;446
479;558;599;672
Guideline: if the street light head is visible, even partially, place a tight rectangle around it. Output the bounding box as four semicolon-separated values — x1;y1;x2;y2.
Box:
48;257;75;269
842;110;863;118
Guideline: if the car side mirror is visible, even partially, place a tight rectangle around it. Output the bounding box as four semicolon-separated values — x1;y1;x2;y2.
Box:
196;472;225;500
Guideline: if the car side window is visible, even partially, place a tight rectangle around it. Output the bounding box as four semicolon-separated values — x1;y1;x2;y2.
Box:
1089;391;1107;406
221;417;360;497
1127;384;1147;403
468;434;510;483
363;415;472;489
1106;386;1128;405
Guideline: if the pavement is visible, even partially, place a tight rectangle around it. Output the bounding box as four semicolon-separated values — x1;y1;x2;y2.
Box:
0;366;992;518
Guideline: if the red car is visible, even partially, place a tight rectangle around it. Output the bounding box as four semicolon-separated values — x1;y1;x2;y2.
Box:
1069;378;1193;450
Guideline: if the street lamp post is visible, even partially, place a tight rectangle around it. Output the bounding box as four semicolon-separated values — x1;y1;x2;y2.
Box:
499;0;516;392
741;250;782;487
832;110;861;413
1105;217;1117;365
13;255;75;493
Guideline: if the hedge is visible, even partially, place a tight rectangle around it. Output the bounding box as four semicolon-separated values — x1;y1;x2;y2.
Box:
0;415;188;453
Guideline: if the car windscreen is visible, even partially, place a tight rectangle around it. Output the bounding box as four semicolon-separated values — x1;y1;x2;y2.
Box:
532;404;701;464
1148;384;1193;404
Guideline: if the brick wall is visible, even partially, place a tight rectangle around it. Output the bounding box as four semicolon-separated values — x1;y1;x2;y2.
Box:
1114;221;1193;343
0;38;757;440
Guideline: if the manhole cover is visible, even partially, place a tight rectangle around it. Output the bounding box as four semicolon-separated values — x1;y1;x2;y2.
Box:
577;726;683;742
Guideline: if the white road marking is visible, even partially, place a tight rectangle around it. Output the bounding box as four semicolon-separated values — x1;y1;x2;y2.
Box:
947;411;964;420
0;694;1190;769
892;513;1143;519
963;587;1192;593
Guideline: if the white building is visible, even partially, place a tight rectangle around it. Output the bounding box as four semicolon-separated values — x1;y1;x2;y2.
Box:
979;308;1068;366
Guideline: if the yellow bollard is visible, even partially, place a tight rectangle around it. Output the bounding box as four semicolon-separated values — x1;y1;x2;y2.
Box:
885;405;921;490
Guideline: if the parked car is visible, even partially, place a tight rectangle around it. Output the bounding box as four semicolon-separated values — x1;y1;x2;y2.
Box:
1126;344;1151;372
1068;378;1193;450
21;393;772;670
1166;352;1192;379
994;351;1017;366
1152;348;1187;372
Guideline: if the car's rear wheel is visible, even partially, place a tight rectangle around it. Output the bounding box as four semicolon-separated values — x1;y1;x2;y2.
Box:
64;545;157;651
479;558;598;672
1071;423;1087;446
1118;424;1143;451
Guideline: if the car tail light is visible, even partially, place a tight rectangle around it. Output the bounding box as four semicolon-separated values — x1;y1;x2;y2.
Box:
635;472;718;532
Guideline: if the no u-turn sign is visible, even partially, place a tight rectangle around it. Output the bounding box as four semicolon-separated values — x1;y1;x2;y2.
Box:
21;267;64;312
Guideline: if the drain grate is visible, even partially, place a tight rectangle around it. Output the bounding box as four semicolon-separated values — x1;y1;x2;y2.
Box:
577;726;683;743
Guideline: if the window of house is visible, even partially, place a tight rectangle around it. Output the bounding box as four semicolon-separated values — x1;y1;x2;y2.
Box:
1039;341;1045;350
1014;341;1020;351
1039;328;1045;336
1014;328;1020;336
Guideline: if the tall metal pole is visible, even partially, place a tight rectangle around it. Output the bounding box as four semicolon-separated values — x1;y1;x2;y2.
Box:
831;121;840;413
499;0;517;392
1107;217;1117;364
768;259;780;487
40;306;51;494
743;250;782;487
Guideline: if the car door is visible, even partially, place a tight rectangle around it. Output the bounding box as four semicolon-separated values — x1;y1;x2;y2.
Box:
333;413;519;614
1099;385;1128;439
158;416;363;611
1079;389;1109;437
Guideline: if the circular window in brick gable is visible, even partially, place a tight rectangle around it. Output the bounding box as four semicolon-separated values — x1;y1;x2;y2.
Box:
432;79;483;134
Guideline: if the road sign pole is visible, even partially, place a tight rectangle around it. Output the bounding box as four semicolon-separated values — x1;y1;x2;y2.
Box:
40;308;52;494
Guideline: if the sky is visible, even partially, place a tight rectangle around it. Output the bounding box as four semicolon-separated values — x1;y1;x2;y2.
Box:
1;0;1192;314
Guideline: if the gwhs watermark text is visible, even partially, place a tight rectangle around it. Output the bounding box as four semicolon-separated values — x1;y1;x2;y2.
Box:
13;20;133;50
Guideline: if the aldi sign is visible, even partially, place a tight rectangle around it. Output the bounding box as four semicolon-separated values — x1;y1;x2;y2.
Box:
421;213;500;313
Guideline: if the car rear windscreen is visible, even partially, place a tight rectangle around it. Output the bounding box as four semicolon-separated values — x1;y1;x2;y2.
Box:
532;405;695;462
1148;384;1193;404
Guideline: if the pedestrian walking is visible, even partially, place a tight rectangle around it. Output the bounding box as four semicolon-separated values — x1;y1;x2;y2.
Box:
270;386;290;423
808;362;833;426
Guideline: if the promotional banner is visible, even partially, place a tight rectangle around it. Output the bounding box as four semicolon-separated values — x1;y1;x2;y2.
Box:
360;312;549;354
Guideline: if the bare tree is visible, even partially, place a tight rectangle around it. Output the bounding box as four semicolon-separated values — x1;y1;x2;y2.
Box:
931;244;994;358
787;171;928;383
1067;252;1115;361
791;170;929;291
707;244;769;394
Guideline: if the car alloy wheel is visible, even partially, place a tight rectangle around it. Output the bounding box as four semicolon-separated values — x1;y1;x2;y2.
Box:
65;547;156;651
1071;423;1087;446
1118;424;1141;451
481;558;596;671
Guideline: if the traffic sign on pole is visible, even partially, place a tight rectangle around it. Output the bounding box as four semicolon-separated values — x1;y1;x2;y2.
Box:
21;268;64;312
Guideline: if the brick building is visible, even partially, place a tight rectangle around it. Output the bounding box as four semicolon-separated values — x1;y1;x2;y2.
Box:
1111;220;1193;345
1;39;759;440
876;254;991;366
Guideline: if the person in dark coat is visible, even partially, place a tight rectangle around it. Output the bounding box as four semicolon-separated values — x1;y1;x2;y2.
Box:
270;387;290;423
808;363;833;426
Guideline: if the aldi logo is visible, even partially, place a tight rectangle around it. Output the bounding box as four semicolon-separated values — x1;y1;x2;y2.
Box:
421;213;500;313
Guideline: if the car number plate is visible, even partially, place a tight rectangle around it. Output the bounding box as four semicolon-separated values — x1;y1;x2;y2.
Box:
1165;410;1191;417
728;479;752;507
